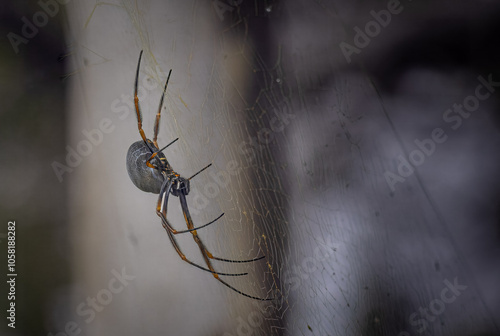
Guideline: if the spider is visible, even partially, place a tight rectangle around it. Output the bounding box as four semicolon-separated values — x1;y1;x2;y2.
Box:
126;50;272;301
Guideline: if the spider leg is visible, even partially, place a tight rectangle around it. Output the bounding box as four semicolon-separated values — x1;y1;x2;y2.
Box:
177;192;266;263
145;137;178;170
188;163;212;181
155;178;245;276
156;178;224;234
216;277;274;301
157;138;178;153
208;255;266;263
153;69;172;148
134;50;148;144
178;192;272;301
186;166;266;263
165;229;248;277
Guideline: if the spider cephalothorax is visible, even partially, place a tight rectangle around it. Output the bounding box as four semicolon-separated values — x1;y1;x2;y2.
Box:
125;50;272;301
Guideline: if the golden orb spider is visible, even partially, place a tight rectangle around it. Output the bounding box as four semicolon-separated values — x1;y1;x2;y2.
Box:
126;50;272;301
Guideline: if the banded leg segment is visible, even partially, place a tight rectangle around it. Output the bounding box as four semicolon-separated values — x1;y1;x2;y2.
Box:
134;50;148;145
153;69;172;148
178;192;272;301
156;180;246;276
164;227;247;277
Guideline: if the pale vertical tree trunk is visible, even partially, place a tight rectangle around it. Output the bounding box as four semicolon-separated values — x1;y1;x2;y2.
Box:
64;1;267;335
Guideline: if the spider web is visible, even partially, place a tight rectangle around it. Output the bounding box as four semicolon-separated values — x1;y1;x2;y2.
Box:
60;1;500;336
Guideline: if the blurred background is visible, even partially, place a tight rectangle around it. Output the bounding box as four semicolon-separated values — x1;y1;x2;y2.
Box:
1;0;499;335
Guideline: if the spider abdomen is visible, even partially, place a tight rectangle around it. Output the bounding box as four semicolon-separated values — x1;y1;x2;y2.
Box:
126;140;165;194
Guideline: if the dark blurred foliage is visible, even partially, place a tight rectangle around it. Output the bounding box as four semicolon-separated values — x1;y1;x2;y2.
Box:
0;1;69;335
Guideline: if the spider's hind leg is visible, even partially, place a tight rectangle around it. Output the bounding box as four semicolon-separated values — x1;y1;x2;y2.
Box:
206;253;266;263
178;192;272;301
165;228;248;277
